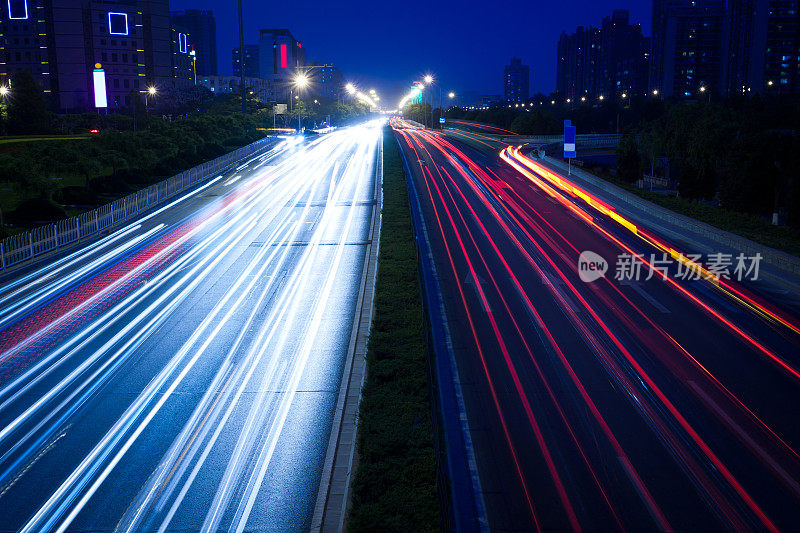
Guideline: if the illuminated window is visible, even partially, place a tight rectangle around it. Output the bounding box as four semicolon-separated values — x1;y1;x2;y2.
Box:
108;12;128;36
7;0;28;20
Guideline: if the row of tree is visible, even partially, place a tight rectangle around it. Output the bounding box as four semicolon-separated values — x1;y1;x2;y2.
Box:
0;111;264;227
0;70;373;136
0;71;374;230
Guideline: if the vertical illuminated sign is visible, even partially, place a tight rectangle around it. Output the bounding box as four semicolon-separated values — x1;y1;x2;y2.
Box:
7;0;28;20
280;44;287;68
178;33;187;53
93;65;108;108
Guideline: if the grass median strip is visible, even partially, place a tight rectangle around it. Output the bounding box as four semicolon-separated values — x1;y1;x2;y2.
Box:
347;127;440;532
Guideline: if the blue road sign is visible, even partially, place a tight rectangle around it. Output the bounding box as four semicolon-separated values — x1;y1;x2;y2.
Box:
564;120;576;158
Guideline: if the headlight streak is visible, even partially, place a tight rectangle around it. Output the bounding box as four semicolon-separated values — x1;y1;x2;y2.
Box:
394;124;795;531
0;123;381;532
209;138;374;533
0;224;144;303
119;148;353;533
0;144;299;380
0;144;298;414
17;151;336;531
0;224;165;332
0;142;287;321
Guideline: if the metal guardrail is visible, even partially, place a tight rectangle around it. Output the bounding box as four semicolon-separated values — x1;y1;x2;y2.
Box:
455;132;622;146
0;136;276;271
543;155;800;277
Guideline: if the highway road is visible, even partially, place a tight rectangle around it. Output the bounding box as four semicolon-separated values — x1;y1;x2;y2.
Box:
0;122;381;532
393;118;800;531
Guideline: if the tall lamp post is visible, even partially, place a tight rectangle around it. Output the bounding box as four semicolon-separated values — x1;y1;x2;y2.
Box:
237;0;246;114
293;73;309;132
423;74;443;129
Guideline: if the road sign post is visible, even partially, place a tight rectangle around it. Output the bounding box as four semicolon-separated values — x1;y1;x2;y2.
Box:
564;119;576;175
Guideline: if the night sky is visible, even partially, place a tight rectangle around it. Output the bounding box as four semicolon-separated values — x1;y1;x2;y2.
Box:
171;0;652;104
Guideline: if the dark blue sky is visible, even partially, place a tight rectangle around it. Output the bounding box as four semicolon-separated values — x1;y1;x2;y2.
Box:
172;0;652;104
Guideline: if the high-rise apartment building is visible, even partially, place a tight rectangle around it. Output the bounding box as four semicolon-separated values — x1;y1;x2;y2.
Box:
503;57;530;103
650;0;728;98
599;10;650;97
557;26;601;100
309;64;342;100
0;0;191;112
722;0;800;95
169;9;216;76
558;10;650;100
232;45;260;78
258;29;306;102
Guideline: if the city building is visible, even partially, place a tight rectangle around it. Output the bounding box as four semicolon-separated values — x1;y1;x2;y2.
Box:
309;64;342;100
557;10;649;100
171;23;195;88
503;57;530;103
478;94;503;107
761;0;800;93
650;0;727;98
599;10;650;97
258;29;306;102
0;0;191;112
198;74;270;97
232;45;260;78
169;9;216;76
725;0;800;95
557;26;601;100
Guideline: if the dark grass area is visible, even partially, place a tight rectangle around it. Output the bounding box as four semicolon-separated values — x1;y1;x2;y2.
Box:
347;127;441;532
578;163;800;258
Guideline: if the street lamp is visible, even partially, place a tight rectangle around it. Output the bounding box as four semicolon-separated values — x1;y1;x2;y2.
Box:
421;74;443;128
293;74;309;132
599;94;605;101
145;86;157;111
0;86;9;97
652;89;659;96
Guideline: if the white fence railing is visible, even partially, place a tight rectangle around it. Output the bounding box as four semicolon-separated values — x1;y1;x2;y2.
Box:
1;136;277;271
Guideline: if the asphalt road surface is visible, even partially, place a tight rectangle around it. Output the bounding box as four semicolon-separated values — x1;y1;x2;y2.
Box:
394;118;800;532
0;122;381;532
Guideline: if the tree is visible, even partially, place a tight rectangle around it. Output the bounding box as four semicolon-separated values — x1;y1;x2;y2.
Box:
7;70;50;135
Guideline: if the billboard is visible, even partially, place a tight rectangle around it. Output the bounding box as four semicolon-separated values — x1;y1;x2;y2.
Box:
93;67;108;108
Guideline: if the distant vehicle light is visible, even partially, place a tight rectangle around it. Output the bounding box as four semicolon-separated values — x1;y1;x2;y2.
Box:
90;128;100;134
